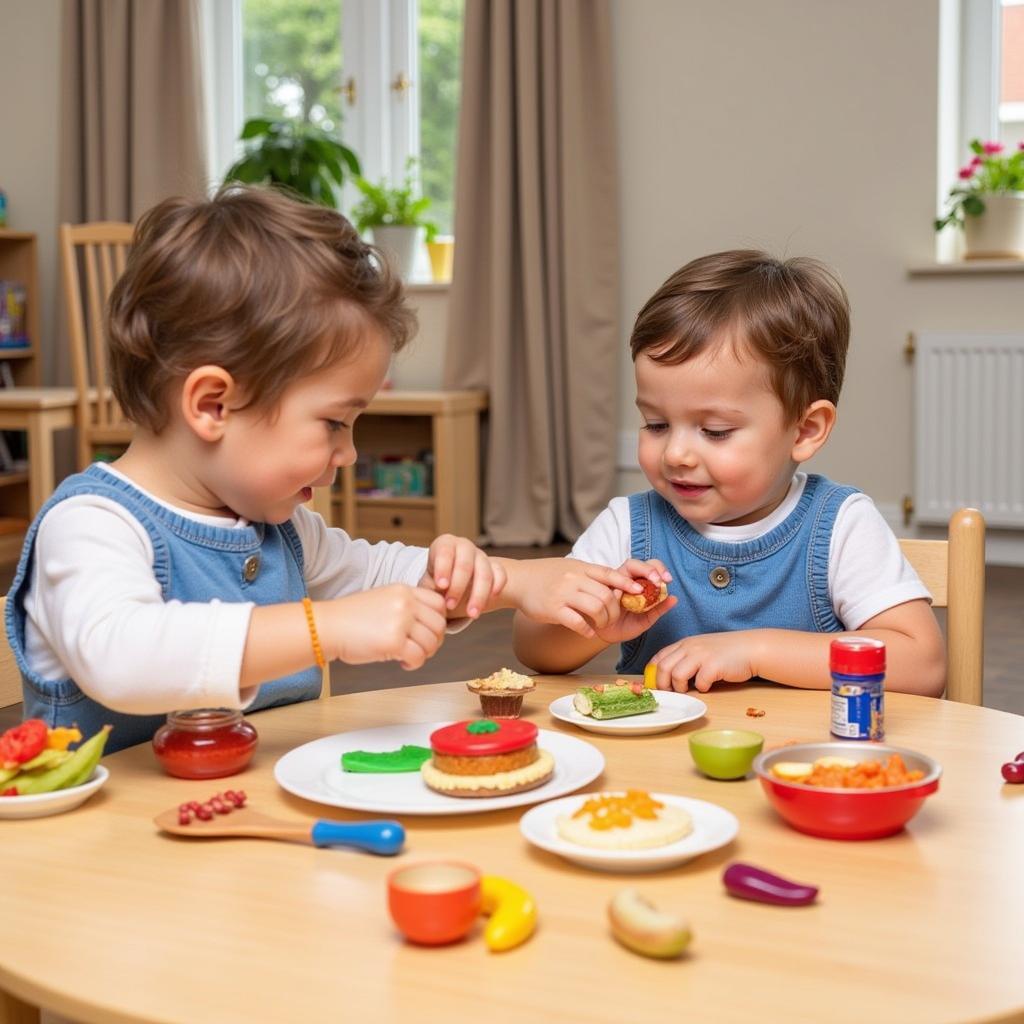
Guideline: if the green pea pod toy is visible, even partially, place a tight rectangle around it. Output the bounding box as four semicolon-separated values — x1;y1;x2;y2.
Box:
10;725;111;795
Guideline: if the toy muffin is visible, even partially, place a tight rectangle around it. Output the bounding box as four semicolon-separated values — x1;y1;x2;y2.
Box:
466;667;535;718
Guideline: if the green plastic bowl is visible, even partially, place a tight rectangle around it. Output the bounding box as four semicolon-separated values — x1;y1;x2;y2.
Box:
689;728;764;780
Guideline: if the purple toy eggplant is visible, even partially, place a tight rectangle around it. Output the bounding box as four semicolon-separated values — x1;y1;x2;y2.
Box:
722;862;819;907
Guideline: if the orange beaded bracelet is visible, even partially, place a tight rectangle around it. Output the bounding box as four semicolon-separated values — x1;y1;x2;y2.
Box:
301;597;326;670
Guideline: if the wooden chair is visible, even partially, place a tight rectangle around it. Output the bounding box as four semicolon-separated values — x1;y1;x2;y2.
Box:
898;508;986;705
58;221;135;470
0;597;22;711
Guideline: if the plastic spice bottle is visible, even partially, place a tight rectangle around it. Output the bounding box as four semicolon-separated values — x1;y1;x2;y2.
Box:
829;637;886;741
152;708;258;779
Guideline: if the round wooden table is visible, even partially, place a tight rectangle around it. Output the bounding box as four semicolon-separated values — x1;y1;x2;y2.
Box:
2;678;1022;1024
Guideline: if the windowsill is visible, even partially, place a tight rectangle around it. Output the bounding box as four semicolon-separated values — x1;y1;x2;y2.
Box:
405;281;451;293
908;258;1024;276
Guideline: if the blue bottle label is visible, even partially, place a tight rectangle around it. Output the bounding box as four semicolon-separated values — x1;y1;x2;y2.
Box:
830;674;884;740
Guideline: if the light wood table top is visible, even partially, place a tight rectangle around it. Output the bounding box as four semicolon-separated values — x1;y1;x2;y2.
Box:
2;678;1022;1024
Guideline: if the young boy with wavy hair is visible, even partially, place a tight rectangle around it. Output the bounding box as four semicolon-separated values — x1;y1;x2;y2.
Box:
5;186;639;751
514;250;945;696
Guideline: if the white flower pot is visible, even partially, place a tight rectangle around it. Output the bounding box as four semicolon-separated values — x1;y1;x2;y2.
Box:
963;192;1024;259
370;225;420;279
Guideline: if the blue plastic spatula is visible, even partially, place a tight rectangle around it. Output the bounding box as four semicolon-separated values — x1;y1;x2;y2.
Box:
154;803;405;855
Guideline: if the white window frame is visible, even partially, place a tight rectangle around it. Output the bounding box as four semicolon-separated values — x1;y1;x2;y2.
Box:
200;0;422;197
936;0;1002;258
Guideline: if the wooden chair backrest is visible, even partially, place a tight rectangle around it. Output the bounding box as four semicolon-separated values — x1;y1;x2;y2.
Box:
898;508;985;706
59;221;135;469
0;597;22;710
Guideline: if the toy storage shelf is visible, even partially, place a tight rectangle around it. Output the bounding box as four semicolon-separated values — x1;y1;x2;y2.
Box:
0;229;42;548
0;229;40;386
330;390;488;545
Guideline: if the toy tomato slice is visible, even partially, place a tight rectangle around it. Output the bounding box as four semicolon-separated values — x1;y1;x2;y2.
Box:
0;719;49;768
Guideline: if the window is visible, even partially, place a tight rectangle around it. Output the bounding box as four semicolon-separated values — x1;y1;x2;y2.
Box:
1000;0;1024;150
202;0;464;236
936;0;1024;256
955;0;1024;150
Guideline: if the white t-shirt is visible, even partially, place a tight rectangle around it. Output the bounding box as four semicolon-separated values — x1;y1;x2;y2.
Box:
570;474;930;630
20;464;431;714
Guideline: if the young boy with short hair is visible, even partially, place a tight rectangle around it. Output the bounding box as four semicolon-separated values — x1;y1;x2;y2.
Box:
5;186;639;751
513;250;946;696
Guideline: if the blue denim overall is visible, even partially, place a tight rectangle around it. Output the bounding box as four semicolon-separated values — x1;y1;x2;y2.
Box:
617;474;856;674
5;466;322;752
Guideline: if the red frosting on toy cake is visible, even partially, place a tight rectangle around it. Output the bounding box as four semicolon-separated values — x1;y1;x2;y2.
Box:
429;719;538;757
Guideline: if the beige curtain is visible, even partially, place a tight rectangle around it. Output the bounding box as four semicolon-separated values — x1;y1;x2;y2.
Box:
60;0;207;224
444;0;620;545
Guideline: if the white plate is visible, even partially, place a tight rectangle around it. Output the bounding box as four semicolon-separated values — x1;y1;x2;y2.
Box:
274;722;605;816
0;766;109;820
519;791;738;872
548;690;706;735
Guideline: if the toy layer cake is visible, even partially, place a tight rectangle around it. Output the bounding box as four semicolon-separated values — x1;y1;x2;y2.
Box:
421;719;554;798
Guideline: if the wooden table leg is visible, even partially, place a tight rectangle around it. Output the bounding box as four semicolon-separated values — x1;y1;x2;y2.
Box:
0;989;40;1024
24;410;57;517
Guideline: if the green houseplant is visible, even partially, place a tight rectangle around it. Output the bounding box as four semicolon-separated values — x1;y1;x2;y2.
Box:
224;118;360;209
935;139;1024;258
351;161;438;278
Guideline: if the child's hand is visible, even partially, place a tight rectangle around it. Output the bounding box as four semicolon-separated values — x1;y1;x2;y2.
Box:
648;631;756;692
421;534;507;618
589;559;676;644
514;559;664;639
328;584;448;670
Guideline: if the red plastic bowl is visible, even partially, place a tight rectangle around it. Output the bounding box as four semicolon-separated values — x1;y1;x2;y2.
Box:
753;742;941;840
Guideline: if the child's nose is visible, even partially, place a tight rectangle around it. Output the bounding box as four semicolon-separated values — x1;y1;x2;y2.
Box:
663;431;698;467
333;437;357;468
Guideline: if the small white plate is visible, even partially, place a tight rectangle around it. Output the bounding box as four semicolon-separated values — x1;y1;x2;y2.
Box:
548;690;706;736
0;766;109;820
519;791;738;872
274;722;605;816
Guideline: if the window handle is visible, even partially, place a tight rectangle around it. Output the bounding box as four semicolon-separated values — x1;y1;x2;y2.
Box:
391;71;413;97
337;76;357;107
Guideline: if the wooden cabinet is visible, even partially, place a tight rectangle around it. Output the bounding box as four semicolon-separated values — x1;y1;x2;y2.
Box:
327;389;488;545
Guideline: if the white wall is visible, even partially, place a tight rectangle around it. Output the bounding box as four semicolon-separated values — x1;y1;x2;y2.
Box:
610;0;1024;549
390;287;447;389
0;0;62;384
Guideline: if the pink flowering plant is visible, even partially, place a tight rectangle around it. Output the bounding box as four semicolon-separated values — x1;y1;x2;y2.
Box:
935;139;1024;231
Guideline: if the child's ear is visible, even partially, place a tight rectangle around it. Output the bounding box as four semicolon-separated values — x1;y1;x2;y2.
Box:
180;365;238;442
791;399;836;463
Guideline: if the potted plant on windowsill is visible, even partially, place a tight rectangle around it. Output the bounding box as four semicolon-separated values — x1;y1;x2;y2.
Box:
351;160;438;279
935;139;1024;259
224;118;361;209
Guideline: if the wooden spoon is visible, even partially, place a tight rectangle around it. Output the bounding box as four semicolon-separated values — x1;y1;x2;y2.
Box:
154;805;405;855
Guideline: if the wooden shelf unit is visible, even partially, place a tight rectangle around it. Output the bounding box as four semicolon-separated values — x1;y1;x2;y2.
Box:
0;229;40;385
329;389;488;545
0;230;42;542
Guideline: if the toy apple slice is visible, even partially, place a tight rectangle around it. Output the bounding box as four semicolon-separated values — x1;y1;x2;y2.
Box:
607;888;692;959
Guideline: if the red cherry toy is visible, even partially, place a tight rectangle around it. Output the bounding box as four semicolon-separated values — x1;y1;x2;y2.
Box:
1001;761;1024;784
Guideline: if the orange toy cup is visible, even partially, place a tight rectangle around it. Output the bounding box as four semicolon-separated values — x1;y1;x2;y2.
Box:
387;861;482;945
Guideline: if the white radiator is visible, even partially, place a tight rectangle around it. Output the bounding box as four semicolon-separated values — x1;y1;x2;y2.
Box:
914;332;1024;528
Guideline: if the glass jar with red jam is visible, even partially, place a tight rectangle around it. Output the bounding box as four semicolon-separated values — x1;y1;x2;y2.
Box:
152;709;258;779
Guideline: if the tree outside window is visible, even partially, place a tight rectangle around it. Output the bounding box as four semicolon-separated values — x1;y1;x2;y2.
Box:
240;0;463;236
243;0;343;131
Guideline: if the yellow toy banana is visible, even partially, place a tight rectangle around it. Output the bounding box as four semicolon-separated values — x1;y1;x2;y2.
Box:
480;875;536;952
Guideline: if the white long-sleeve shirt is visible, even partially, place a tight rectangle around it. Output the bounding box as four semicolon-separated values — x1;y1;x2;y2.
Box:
21;465;430;714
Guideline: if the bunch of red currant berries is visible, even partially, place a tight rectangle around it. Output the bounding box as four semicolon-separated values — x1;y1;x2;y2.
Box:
177;789;247;825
